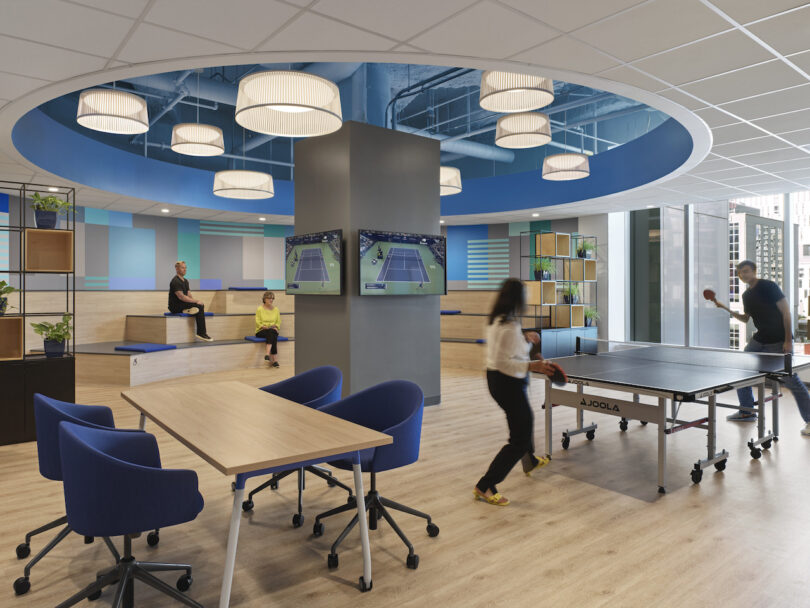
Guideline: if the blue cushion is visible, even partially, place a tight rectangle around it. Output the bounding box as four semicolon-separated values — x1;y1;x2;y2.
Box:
115;343;177;353
441;310;462;315
475;339;486;344
228;287;267;291
164;312;214;317
245;335;290;342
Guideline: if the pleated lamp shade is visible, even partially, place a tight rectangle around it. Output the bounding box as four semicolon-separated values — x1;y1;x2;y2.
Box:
213;170;274;199
235;71;342;137
541;153;590;181
171;123;224;157
495;112;551;148
76;89;149;135
440;166;462;196
479;71;554;112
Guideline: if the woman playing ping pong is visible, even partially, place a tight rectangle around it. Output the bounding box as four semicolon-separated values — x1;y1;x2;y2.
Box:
474;278;567;506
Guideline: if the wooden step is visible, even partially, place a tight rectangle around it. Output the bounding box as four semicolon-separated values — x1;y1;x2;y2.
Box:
124;313;295;344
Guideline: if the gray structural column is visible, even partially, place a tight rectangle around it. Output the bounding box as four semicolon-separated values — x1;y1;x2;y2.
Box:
293;121;441;404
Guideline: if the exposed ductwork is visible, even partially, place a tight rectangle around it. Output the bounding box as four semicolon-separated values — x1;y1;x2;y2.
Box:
394;123;514;163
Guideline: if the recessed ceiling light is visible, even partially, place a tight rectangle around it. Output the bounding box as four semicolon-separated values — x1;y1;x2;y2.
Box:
47;187;59;192
259;217;266;221
646;205;655;208
439;220;445;224
532;213;539;217
161;208;170;213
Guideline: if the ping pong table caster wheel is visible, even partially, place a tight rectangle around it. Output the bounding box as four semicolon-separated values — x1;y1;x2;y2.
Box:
359;576;372;592
13;577;30;596
327;553;339;569
426;523;440;537
231;481;236;492
619;420;628;432
406;554;420;569
586;430;595;441
640;421;649;426
242;500;254;512
750;447;762;459
561;436;570;450
761;440;772;450
146;531;159;547
313;522;324;537
657;486;666;494
176;574;192;592
714;460;727;472
690;468;703;484
15;543;30;559
292;514;304;528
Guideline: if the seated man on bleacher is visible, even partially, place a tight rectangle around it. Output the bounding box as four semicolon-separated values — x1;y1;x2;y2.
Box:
168;261;213;342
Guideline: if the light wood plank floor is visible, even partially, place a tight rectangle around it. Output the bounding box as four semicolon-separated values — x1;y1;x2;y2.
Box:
2;366;810;607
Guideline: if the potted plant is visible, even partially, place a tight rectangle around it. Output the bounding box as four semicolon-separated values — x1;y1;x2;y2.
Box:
0;280;17;315
534;257;554;280
31;313;72;358
576;240;596;259
563;283;580;304
30;193;73;229
584;308;599;327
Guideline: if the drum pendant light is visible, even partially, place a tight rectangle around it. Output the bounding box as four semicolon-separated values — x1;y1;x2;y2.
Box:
541;153;590;181
213;170;274;199
495;112;551;149
440;166;462;196
76;88;148;134
479;71;554;113
171;72;224;156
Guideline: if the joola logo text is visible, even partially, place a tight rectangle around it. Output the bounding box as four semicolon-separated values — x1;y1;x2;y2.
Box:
580;398;620;412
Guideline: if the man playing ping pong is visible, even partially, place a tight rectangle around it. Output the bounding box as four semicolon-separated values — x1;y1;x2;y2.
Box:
710;260;810;435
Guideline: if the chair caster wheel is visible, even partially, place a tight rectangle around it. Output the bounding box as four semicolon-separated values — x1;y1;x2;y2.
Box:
313;522;324;537
347;495;355;505
327;553;339;569
406;554;419;569
327;478;336;487
359;576;372;592
586;430;595;441
16;543;30;559
658;486;666;494
640;421;649;426
561;436;570;450
84;535;94;544
690;468;703;484
269;481;279;491
714;459;727;472
176;574;192;592
147;531;160;547
762;440;772;450
13;577;30;596
292;514;304;528
426;523;439;537
88;589;102;601
751;448;762;459
619;420;628;432
242;500;254;512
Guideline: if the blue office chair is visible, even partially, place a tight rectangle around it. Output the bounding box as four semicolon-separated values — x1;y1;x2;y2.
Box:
56;422;204;608
13;394;153;596
311;380;439;570
241;366;353;527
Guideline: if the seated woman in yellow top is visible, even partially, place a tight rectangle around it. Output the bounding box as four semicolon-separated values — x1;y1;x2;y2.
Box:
255;291;281;367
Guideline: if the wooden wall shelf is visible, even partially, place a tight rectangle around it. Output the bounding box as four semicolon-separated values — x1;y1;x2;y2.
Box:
0;316;24;361
24;229;74;273
537;232;571;258
584;259;597;281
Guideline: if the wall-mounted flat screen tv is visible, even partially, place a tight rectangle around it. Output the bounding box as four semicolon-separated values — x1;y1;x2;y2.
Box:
285;229;343;295
359;229;446;295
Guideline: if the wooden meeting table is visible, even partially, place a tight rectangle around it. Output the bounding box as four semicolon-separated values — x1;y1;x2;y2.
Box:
121;380;392;607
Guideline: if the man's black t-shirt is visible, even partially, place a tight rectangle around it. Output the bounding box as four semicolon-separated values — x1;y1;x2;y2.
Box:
168;275;189;312
742;279;785;344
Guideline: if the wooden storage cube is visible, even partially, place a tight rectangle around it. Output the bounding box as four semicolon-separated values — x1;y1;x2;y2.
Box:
538;233;557;257
541;281;556;305
571;305;584;328
550;305;571;328
0;316;23;361
584;259;597;281
556;233;570;257
25;229;74;273
563;259;584;281
526;281;543;306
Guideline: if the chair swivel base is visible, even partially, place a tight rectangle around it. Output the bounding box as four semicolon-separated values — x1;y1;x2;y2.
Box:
55;537;201;608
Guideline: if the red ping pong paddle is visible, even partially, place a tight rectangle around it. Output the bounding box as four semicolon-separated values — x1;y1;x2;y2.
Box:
548;362;568;386
703;288;716;302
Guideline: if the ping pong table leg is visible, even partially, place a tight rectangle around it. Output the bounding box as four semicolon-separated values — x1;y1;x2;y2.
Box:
707;394;717;460
757;382;766;441
657;397;667;494
544;378;553;458
138;413;146;430
771;380;780;440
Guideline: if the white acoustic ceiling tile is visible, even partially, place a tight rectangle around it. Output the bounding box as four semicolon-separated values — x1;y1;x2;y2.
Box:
751;158;810;172
708;0;808;24
510;36;618;73
781;128;810;146
744;182;796;194
712;137;791;157
145;0;301;49
0;36;106;80
719;174;788;186
696;166;766;181
632;30;772;87
573;0;731;62
691;158;746;173
681;60;805;106
790;50;810;73
104;199;160;212
0;71;50;98
117;23;238;63
694;107;742;128
70;0;150;18
656;88;706;110
771;167;810;180
312;0;477;42
752;108;810;134
259;11;394;51
0;0;134;56
408;1;557;58
747;5;810;55
499;0;645;32
711;122;765;145
598;66;664;92
733;147;808;164
718;84;810;121
662;175;710;188
172;208;223;219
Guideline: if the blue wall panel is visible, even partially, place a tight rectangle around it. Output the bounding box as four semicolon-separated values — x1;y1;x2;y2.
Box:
109;226;155;289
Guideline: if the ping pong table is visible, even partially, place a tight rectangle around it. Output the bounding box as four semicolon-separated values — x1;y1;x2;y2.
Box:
542;339;810;494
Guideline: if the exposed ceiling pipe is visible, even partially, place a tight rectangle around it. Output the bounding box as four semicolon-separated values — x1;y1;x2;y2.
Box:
130;87;188;144
560;104;648;130
385;68;472;129
142;141;294;168
394;123;514;163
125;73;237;106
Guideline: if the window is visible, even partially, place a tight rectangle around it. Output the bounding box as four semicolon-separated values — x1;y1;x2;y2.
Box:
804;245;810;256
730;325;740;351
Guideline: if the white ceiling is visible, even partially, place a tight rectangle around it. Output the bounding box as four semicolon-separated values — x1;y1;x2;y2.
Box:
0;0;809;225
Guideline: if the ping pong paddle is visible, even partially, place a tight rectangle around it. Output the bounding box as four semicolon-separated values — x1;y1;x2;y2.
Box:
702;288;716;302
547;362;568;386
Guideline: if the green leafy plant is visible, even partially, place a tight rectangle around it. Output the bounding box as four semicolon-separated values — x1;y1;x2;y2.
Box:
31;313;72;342
577;240;596;255
30;193;73;214
0;280;17;312
565;283;580;297
584;308;600;321
539;257;554;273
